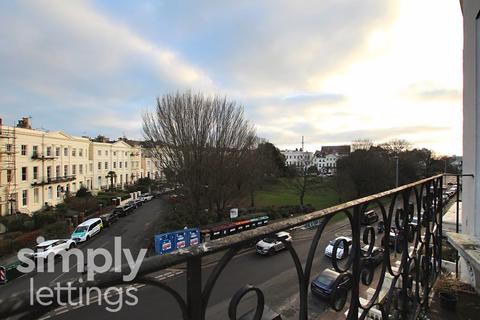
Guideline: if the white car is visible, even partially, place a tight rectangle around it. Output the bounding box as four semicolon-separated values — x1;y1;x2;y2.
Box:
256;231;292;255
70;218;103;242
325;236;352;259
141;193;154;202
31;239;76;259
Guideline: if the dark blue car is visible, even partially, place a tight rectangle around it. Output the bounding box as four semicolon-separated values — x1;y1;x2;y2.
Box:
310;268;352;301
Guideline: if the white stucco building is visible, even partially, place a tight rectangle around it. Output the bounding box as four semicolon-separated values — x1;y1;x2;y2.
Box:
0;118;161;216
281;149;313;170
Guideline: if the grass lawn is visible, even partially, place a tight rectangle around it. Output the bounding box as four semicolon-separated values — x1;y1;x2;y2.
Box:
251;177;341;210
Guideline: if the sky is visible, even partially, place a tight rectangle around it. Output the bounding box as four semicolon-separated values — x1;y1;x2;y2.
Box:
0;0;463;155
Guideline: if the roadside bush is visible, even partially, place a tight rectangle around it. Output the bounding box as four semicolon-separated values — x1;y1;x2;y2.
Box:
22;220;35;231
12;230;41;251
1;231;23;240
40;221;69;239
33;212;57;229
2;214;33;232
0;240;13;256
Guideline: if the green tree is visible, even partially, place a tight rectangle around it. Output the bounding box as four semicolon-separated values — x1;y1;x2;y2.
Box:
105;171;117;190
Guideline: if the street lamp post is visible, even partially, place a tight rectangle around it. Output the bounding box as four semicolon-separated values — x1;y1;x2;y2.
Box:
394;156;399;187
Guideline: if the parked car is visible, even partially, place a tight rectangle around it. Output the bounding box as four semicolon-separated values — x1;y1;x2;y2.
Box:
141;193;154;202
325;236;352;259
255;231;292;255
360;209;379;225
381;227;404;252
70;218;103;242
360;245;385;267
310;268;352;301
130;198;143;208
30;239;76;259
100;211;119;227
114;204;133;217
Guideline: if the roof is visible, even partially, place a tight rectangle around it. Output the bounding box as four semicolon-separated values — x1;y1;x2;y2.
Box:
37;240;60;246
316;145;351;157
78;218;101;226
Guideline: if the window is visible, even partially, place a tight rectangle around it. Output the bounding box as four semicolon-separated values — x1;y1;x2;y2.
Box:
6;144;12;152
33;145;38;157
7;170;12;182
114;151;117;156
98;176;102;186
98;150;101;156
56;147;60;157
125;161;128;168
22;190;28;206
79;164;83;174
79;149;83;157
64;165;68;176
48;187;53;200
21;167;27;181
105;150;108;156
47;166;52;179
113;162;116;169
125;152;128;156
34;188;39;203
89;163;93;172
56;165;60;177
21;145;27;156
119;161;122;168
105;162;108;169
72;148;76;157
64;148;68;156
72;165;76;175
33;166;38;180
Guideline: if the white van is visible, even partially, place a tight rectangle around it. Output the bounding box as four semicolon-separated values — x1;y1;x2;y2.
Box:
71;218;103;242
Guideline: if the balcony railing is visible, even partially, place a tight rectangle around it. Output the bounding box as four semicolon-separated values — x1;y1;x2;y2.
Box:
0;174;445;319
31;153;56;160
30;175;76;186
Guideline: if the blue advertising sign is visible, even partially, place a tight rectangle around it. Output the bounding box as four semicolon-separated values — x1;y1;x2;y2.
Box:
154;228;200;255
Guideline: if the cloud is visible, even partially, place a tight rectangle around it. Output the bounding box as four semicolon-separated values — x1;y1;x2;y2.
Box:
404;82;461;101
0;0;215;133
282;93;346;105
274;125;453;151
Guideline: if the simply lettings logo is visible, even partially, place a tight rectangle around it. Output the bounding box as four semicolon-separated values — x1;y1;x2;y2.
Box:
17;236;147;312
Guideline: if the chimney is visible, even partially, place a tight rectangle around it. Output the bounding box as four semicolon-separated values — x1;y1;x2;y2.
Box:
17;117;32;129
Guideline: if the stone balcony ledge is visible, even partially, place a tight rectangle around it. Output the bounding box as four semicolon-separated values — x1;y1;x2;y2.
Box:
446;231;480;292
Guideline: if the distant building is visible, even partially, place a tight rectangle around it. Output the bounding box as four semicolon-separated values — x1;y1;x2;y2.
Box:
312;145;351;175
281;149;313;170
0;117;161;216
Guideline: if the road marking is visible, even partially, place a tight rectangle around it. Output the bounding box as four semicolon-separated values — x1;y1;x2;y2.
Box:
49;263;78;284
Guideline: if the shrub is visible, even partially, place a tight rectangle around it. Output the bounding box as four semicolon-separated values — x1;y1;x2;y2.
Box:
40;221;69;239
0;240;13;256
3;214;33;232
33;212;57;229
12;230;41;251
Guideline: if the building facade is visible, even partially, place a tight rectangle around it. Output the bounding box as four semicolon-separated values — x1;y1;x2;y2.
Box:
312;145;350;175
0;118;161;216
281;149;313;170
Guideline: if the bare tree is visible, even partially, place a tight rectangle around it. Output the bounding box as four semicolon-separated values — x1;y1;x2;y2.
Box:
143;91;256;222
379;139;412;154
352;139;373;151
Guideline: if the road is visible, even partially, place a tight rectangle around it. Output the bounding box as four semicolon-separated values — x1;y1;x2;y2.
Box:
0;198;168;303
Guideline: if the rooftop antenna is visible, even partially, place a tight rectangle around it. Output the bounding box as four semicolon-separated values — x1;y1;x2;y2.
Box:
301;136;304;151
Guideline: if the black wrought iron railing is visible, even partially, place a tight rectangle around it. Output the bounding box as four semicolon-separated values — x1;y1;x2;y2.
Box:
0;174;445;320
